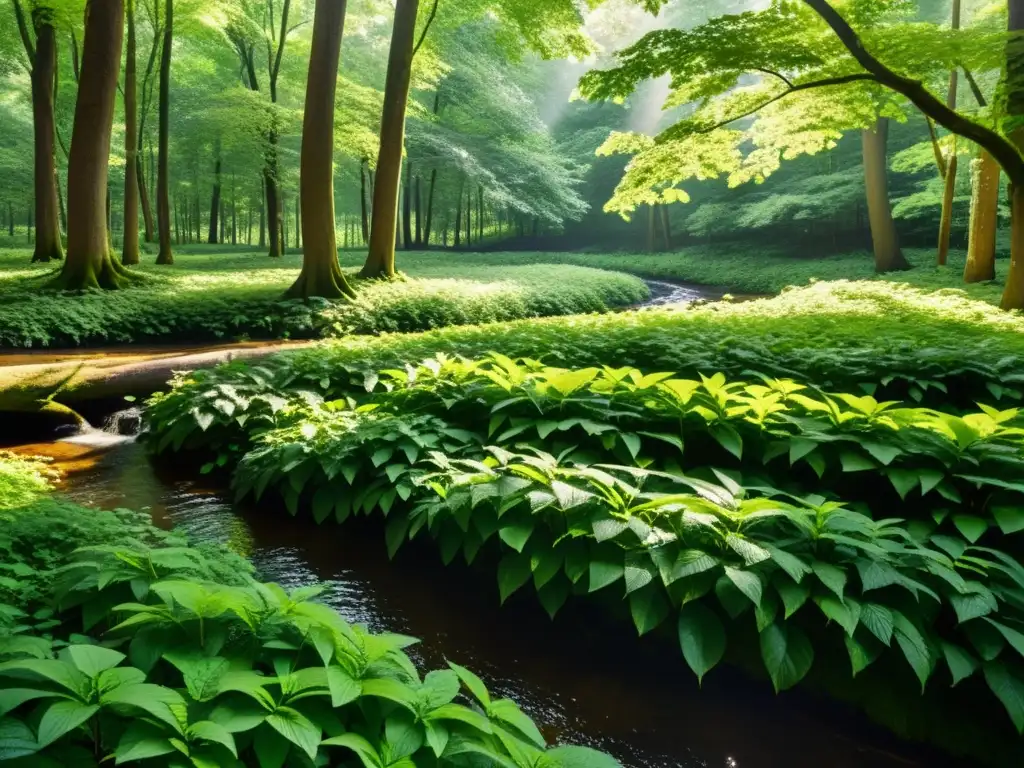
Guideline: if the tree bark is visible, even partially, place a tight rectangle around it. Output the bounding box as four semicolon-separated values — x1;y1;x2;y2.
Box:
155;0;173;264
285;0;354;299
660;204;672;250
963;151;1000;283
361;0;419;278
50;0;130;290
208;139;222;244
402;160;413;249
935;0;961;266
22;6;64;263
415;174;422;246
259;180;266;247
122;0;140;265
360;158;370;243
862;118;909;272
1002;186;1024;308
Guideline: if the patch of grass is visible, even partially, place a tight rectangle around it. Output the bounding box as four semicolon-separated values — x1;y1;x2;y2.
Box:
0;248;647;348
501;245;1008;303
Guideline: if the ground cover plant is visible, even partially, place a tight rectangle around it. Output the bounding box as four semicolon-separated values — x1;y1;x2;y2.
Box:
0;249;647;348
0;455;618;767
143;351;1024;751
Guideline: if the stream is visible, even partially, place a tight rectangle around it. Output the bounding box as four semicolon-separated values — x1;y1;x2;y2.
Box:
10;429;961;768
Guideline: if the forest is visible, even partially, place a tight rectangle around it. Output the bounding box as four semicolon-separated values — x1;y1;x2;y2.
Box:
1;0;1024;766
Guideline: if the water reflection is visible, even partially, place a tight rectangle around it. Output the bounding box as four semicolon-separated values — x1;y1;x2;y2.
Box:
19;438;959;768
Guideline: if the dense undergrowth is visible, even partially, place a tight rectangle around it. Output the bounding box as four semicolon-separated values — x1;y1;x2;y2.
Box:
0;249;646;348
0;453;619;767
144;345;1024;757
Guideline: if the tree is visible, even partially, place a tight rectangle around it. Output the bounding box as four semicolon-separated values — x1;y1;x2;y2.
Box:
862;117;909;271
579;0;1005;275
122;0;141;265
360;0;420;279
13;0;64;263
155;0;173;265
285;0;355;299
50;0;134;289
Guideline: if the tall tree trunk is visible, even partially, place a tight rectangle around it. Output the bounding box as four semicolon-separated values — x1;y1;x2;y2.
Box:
1002;185;1024;308
646;204;656;252
465;186;472;248
401;160;413;247
415;174;422;246
660;204;672;250
477;185;483;244
122;0;140;265
57;170;67;235
963;151;1000;283
25;8;64;263
453;189;463;248
285;0;353;297
208;139;222;243
155;0;173;264
139;146;153;241
936;0;961;266
360;158;370;243
281;189;288;252
259;181;266;247
361;0;419;278
51;0;130;290
424;168;437;246
862;118;909;272
231;175;237;245
265;166;282;257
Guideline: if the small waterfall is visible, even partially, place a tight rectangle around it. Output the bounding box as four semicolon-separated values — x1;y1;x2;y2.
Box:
102;407;143;437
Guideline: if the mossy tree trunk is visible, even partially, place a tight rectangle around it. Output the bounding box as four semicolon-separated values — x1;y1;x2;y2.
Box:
15;2;64;263
963;152;1000;283
155;0;173;265
361;0;419;278
50;0;131;290
121;0;140;266
285;0;355;300
862;118;910;272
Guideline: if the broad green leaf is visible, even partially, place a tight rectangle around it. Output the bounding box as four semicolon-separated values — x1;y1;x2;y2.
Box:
321;732;383;768
546;745;623;768
953;515;990;544
760;623;814;693
63;645;125;678
0;718;39;761
993;505;1024;535
588;557;625;593
859;603;894;646
498;552;532;603
811;561;846;601
775;579;811;619
448;662;492;708
190;720;238;758
677;603;726;684
115;722;177;764
892;612;933;691
984;618;1024;660
815;596;860;637
36;700;99;749
629;586;669;636
724;566;762;606
941;643;979;687
984;661;1024;733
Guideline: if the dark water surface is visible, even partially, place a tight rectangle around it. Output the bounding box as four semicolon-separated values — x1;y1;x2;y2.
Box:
21;436;967;768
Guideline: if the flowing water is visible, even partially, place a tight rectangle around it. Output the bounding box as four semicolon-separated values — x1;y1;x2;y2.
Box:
11;426;964;768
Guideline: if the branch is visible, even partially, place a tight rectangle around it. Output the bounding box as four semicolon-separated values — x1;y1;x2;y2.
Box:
12;0;35;66
70;30;80;83
695;73;878;134
412;0;440;58
803;0;1024;184
962;67;988;108
753;67;792;88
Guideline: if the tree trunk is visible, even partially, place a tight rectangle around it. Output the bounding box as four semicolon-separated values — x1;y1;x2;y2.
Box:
477;185;483;244
265;166;282;257
28;11;64;263
231;176;237;245
208;140;222;243
155;0;173;265
360;158;370;243
660;204;672;250
50;0;130;290
121;0;140;265
646;205;656;252
423;168;437;247
465;186;472;248
281;190;288;252
284;1;353;297
963;151;1000;283
862;118;909;272
138;152;153;241
1001;185;1024;309
935;0;961;266
361;0;419;278
402;161;413;249
415;174;422;246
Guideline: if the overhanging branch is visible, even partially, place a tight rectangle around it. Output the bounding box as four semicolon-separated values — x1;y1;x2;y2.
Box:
412;0;440;58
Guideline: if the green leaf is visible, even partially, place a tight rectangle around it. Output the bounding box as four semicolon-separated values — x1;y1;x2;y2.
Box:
775;579;811;619
859;603;894;646
811;561;846;601
321;732;383;768
844;634;880;677
953;515;990;544
0;688;60;718
327;666;361;708
710;424;743;459
984;661;1024;733
760;623;814;693
620;433;641;459
499;520;534;553
677;603;726;684
448;661;492;708
950;586;998;624
497;552;532;604
488;699;546;747
115;722;177;764
588;556;625;593
815;596;861;637
984;618;1024;660
839;450;875;472
862;442;901;466
36;700;100;749
629;586;669;636
0;718;39;761
253;725;290;768
546;745;623;768
164;652;230;703
63;645;126;678
941;643;979;687
724;566;762;606
892;612;933;691
190;720;238;758
101;683;186;734
993;505;1024;535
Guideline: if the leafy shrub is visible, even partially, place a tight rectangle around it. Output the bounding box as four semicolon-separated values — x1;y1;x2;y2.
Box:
0;249;645;348
0;452;57;510
0;448;617;767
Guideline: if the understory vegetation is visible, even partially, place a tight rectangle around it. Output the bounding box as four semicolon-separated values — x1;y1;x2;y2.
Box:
0;454;618;767
142;286;1024;762
0;250;647;348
